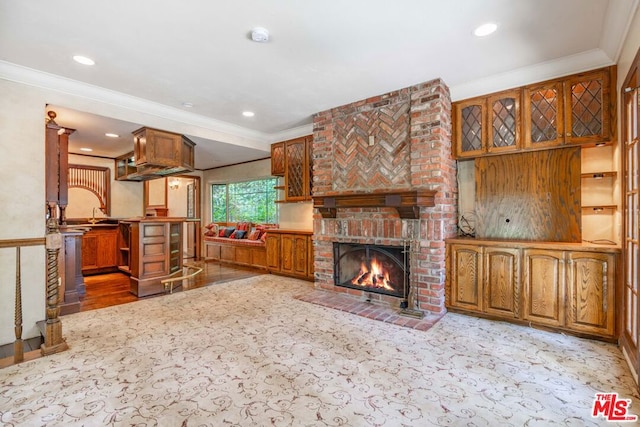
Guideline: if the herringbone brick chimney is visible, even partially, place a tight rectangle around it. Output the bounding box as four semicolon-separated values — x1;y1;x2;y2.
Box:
312;78;457;315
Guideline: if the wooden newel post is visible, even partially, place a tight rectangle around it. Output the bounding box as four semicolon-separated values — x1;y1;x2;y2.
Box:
14;247;24;363
41;216;68;356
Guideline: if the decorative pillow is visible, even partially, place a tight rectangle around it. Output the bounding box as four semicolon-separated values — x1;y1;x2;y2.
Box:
218;228;226;237
236;222;252;232
230;230;247;239
223;227;236;238
204;229;217;237
204;222;216;229
260;231;267;242
247;229;261;240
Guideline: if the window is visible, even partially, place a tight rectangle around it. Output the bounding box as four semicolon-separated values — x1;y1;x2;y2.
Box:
211;178;278;224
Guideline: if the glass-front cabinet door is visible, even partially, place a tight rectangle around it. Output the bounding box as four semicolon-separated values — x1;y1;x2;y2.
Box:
524;81;564;148
487;90;520;154
455;99;486;158
564;69;611;145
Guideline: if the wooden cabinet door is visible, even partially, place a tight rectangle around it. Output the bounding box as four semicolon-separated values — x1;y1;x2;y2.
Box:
563;68;611;145
449;244;483;311
307;236;314;280
523;81;565;149
292;234;308;277
566;251;615;337
82;233;99;270
483;247;520;318
280;234;295;274
271;142;285;176
454;98;486;158
523;249;565;327
98;229;118;268
285;138;308;201
487;90;521;154
265;234;280;271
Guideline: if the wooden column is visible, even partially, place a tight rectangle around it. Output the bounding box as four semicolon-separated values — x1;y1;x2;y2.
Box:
45;111;74;224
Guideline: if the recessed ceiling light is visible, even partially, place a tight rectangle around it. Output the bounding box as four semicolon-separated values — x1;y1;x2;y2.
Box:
105;133;119;138
80;147;93;152
474;22;498;37
242;111;255;117
73;55;95;65
181;102;194;108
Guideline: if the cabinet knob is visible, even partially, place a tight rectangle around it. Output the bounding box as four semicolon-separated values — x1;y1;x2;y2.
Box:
566;133;571;137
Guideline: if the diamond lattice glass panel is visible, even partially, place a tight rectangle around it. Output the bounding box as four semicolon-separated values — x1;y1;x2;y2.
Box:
492;98;516;147
571;80;602;137
461;105;482;152
287;143;304;198
530;89;558;142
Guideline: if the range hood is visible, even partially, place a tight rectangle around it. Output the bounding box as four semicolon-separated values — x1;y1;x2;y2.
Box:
119;127;196;181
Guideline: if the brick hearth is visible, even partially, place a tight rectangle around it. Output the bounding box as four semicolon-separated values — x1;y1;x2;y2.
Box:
311;78;457;315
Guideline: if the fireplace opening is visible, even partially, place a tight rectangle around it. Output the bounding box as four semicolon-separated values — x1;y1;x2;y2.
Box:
333;243;409;298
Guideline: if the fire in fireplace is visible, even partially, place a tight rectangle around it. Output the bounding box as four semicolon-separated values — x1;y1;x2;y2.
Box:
333;243;409;298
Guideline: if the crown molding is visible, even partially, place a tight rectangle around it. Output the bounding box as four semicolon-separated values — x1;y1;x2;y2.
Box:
449;48;614;102
267;123;314;143
600;0;640;62
0;60;269;144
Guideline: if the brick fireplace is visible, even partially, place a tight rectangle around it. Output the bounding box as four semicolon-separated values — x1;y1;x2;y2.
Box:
311;78;457;315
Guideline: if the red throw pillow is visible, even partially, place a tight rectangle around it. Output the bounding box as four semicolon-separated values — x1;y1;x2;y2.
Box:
248;229;261;240
218;228;225;237
204;230;216;237
260;232;267;242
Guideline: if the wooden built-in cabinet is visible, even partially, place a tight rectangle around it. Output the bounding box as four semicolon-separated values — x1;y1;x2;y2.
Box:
447;239;618;340
270;136;313;202
454;89;521;157
115;151;136;181
271;142;285;176
454;66;614;159
118;219;184;297
58;229;85;315
265;229;314;281
81;226;119;274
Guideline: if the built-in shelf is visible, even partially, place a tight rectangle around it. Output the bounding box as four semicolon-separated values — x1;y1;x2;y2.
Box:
312;189;437;219
582;205;617;212
581;171;617;179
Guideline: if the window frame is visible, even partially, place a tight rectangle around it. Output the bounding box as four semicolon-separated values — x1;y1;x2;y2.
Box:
210;177;278;224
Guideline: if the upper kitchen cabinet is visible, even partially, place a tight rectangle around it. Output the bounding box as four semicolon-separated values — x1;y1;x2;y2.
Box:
454;89;520;158
133;127;195;172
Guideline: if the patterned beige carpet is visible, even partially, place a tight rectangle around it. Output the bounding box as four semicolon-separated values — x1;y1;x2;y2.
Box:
0;274;638;426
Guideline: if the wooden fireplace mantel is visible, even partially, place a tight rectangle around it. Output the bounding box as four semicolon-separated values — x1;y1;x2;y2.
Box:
312;189;436;219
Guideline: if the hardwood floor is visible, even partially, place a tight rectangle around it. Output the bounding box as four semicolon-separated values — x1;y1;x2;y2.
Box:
77;261;265;313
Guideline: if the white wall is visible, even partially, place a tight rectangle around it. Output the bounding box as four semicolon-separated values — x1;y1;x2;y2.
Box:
203;158;313;230
67;154;143;219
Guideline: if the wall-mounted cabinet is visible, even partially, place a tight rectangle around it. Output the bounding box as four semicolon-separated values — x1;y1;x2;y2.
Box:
270;135;312;202
454;89;521;158
454;66;615;159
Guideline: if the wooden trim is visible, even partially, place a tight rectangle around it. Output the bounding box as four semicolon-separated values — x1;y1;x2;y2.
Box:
312;189;436;219
0;238;46;248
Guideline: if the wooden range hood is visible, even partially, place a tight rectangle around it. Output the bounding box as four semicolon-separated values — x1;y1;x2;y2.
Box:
123;127;196;181
312;189;436;219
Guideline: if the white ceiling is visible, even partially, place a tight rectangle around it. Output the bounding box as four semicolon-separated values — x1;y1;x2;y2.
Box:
1;0;638;169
